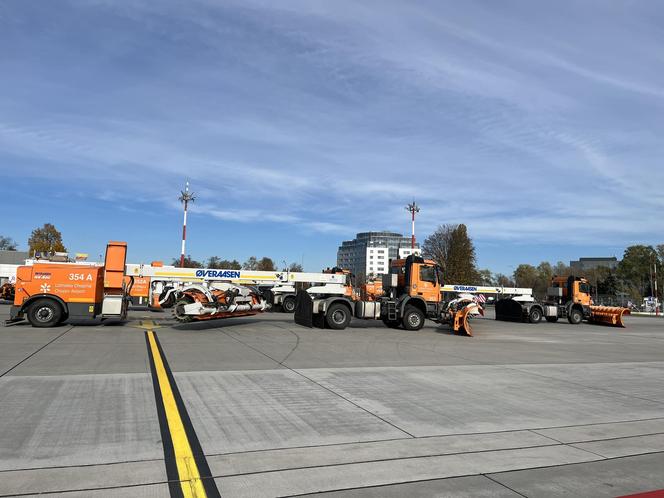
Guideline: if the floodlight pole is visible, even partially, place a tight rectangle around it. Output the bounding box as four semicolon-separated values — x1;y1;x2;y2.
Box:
179;181;195;268
405;201;420;249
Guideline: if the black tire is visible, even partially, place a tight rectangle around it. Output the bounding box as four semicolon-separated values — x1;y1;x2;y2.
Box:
325;303;351;330
402;305;425;331
545;316;558;323
27;298;63;328
568;308;583;325
172;298;194;323
282;296;296;313
529;307;542;324
381;317;401;329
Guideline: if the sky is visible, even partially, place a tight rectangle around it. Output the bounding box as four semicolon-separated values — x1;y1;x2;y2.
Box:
1;0;663;274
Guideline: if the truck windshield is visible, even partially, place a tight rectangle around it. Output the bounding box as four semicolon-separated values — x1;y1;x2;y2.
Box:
579;283;590;294
420;266;436;284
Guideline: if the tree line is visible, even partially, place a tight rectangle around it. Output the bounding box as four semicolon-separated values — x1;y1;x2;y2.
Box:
422;223;663;303
173;255;303;272
3;223;662;302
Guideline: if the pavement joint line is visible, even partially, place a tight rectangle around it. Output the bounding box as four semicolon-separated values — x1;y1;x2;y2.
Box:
217;326;416;438
483;474;531;497
7;425;664;474
145;330;221;498
0;481;169;498
207;441;565;479
0;325;73;377
281;451;664;498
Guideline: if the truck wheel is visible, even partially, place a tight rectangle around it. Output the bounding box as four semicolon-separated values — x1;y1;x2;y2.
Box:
545;316;558;323
172;298;194;323
402;305;425;331
529;307;542;324
567;308;583;325
381;317;401;329
282;296;296;313
325;303;351;330
27;298;63;328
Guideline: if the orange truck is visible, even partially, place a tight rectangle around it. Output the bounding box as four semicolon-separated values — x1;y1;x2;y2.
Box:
295;255;482;335
8;241;131;327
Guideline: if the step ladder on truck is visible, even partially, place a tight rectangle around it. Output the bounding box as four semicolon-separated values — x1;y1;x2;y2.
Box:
7;241;131;327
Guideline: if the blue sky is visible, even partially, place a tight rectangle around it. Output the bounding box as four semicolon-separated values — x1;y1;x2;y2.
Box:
1;1;663;274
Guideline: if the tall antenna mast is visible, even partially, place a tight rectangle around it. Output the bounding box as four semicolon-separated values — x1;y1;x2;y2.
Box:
178;181;195;267
405;201;420;249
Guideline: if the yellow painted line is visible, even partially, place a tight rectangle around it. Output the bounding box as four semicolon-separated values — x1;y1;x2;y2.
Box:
147;331;207;498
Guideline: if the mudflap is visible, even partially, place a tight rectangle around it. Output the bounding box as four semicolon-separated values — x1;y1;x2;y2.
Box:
495;298;525;322
294;290;314;328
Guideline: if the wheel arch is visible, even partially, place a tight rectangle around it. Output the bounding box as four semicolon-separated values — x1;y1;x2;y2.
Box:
399;296;427;316
324;296;354;315
20;294;68;315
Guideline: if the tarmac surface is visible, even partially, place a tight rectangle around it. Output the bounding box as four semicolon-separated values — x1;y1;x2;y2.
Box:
1;302;663;497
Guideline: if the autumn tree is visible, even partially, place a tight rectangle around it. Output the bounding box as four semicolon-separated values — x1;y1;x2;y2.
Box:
477;268;495;285
172;255;202;268
618;245;659;298
513;264;538;289
242;256;258;270
207;257;241;269
423;223;478;283
28;224;66;254
0;235;17;251
256;257;275;271
286;262;304;272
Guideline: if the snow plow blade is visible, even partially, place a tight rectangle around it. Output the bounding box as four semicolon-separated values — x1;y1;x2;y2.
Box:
450;303;483;337
294;290;314;328
589;306;630;328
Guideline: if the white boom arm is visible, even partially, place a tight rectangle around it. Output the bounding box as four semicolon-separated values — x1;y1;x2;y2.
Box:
125;264;347;285
442;284;533;296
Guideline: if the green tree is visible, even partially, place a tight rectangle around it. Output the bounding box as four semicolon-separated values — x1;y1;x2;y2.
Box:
423;223;478;283
172;256;202;268
287;262;304;272
552;261;571;277
0;235;17;251
207;257;241;269
514;264;538;289
496;273;514;287
618;245;659;298
535;261;553;298
256;257;275;271
28;223;66;254
477;269;494;285
242;256;258;270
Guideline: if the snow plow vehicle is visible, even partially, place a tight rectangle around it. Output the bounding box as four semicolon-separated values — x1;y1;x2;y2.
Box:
495;275;630;327
295;255;483;335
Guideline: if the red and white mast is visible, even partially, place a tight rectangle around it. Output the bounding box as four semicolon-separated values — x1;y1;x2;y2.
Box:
178;181;195;267
405;201;420;249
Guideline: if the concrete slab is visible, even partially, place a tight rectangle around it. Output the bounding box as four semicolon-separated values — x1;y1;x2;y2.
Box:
0;459;165;496
0;374;162;471
174;369;407;454
574;433;664;458
300;365;664;437
215;445;600;497
31;483;171;498
4;325;151;376
298;475;522;497
535;418;664;443
207;430;554;476
512;362;664;403
490;451;664;498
